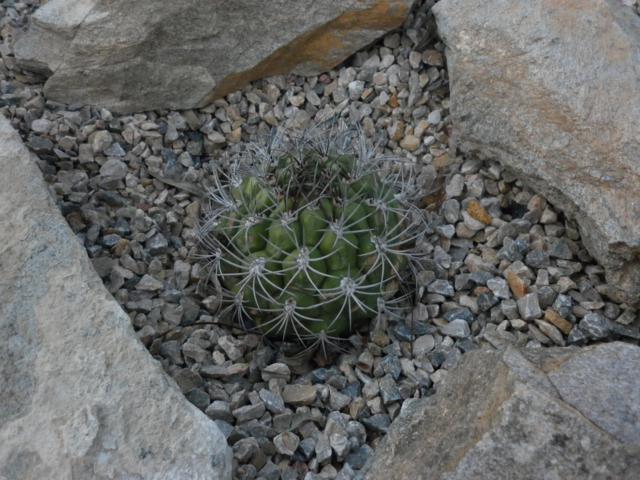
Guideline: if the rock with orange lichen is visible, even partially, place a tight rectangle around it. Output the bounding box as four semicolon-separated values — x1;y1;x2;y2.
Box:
505;271;527;299
15;0;415;113
466;199;492;225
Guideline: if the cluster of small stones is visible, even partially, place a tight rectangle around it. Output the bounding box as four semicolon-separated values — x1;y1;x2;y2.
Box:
1;1;639;479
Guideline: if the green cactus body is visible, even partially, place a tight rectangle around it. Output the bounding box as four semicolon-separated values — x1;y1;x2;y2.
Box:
200;123;428;347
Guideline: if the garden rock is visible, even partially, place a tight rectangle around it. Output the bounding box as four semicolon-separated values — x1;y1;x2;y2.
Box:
0;117;232;480
15;0;415;112
433;0;640;304
362;342;640;479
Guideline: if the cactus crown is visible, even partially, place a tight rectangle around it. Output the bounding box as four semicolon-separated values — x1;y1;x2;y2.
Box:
200;123;429;350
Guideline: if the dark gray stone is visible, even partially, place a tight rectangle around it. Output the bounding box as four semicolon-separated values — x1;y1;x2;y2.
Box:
440;319;471;339
362;414;391;434
427;279;455;297
579;312;611;340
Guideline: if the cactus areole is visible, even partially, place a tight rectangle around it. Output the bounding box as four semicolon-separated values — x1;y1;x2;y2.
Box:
200;124;429;348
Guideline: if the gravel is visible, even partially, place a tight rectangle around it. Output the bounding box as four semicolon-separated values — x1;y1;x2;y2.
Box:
1;0;639;478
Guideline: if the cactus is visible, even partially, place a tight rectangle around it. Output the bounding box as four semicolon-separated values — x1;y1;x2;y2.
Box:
199;123;430;349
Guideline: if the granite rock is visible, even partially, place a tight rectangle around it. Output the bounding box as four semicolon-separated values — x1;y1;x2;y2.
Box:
362;342;640;479
434;0;640;304
15;0;415;112
0;116;231;480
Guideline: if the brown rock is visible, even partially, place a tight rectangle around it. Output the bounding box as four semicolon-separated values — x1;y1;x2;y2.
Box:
544;308;574;336
422;49;444;67
282;384;317;406
400;134;420;152
388;120;406;142
506;271;527;299
466;199;492;225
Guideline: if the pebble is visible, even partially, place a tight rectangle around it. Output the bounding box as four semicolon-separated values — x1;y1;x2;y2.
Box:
543;308;573;335
282;385;317;406
552;294;573;318
361;414;391;434
200;363;249;379
445;174;464;198
443;307;474;323
259;389;286;414
441;199;460;223
487;277;510;299
330;432;350;459
273;431;300;456
501;300;519;320
400;134;420;151
232;402;266;423
218;335;245;361
427;109;442;125
136;274;163;291
99;158;128;180
505;271;527;299
413;334;435;357
91;130;113;153
205;401;234;423
440;319;471;338
517;293;542;321
261;362;291;382
31;118;52;133
146;233;169;255
534;320;565;346
427;280;454;297
104;142;126;157
466;200;492;225
315;433;333;464
379;374;402;404
579;312;610;340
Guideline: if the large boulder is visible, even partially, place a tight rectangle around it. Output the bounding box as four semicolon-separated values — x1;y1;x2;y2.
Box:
14;0;415;113
433;0;640;304
362;342;640;480
0;114;231;479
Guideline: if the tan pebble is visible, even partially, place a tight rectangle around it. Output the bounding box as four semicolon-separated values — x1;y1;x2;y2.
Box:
467;199;493;225
473;286;491;296
227;127;242;143
414;119;430;138
400;134;420;152
506;271;527;299
544;308;574;335
388;120;405;142
422;49;444;66
113;239;130;257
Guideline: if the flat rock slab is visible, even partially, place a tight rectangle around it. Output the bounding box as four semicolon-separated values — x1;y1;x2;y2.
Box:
362;342;640;480
433;0;640;304
15;0;414;113
0;115;231;479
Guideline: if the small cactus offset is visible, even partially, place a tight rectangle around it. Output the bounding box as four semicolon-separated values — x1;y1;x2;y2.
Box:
200;123;429;349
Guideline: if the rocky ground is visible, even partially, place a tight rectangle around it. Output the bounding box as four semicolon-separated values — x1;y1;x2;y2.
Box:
1;1;639;479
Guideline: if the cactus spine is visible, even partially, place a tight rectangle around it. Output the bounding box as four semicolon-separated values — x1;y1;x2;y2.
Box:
200;123;429;349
